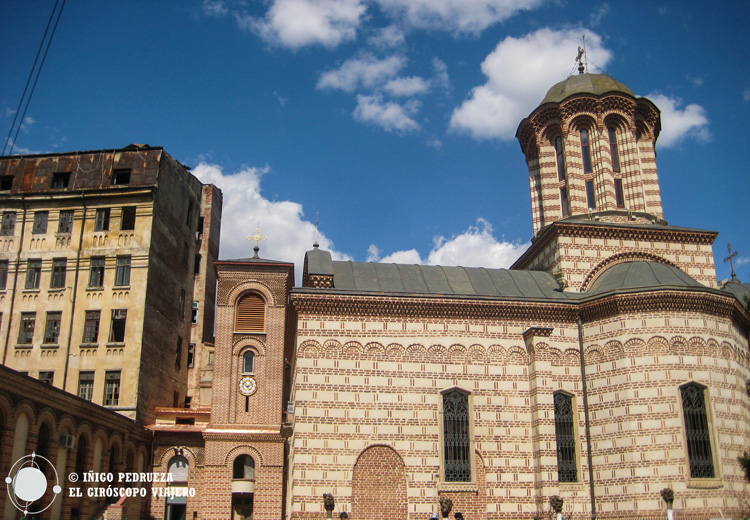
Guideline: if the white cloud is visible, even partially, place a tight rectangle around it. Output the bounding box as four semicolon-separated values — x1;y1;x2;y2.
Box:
450;27;612;140
384;76;431;97
368;24;406;48
375;0;544;34
589;3;609;27
317;54;406;92
744;87;750;102
353;94;421;132
368;218;529;268
202;0;228;17
191;162;351;280
432;57;450;91
646;93;710;148
239;0;367;49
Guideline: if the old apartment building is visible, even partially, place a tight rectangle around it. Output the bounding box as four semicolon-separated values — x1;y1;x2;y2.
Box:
0;145;221;426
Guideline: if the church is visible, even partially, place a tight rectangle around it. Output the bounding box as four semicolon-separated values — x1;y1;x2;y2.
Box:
149;68;750;520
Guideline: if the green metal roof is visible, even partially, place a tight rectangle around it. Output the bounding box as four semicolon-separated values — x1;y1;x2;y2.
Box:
587;261;702;295
541;73;634;104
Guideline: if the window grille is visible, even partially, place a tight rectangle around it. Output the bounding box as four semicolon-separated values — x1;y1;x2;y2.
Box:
104;370;120;405
18;313;35;344
78;371;94;400
83;311;100;343
0;212;16;236
89;257;105;287
33;211;49;234
554;393;577;482
681;384;715;478
26;259;42;289
95;208;110;231
115;256;131;286
44;312;62;344
58;210;74;233
443;390;471;482
51;258;67;288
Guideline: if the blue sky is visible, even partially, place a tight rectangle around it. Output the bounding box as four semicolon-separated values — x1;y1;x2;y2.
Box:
1;1;749;284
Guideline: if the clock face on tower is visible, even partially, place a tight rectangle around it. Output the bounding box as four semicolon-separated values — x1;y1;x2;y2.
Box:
239;376;257;396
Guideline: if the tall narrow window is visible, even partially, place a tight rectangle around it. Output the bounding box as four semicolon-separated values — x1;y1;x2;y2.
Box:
586;180;596;210
681;383;715;478
58;210;74;233
187;344;195;368
51;258;67;288
608;127;620;172
555;136;566;181
78;371;94;400
83;311;100;343
104;371;121;405
614;179;625;208
554;392;577;482
33;211;49;234
1;212;16;236
560;188;570;217
114;256;131;286
236;294;265;332
243;351;255;374
95;208;110;231
44;312;62;344
186;200;194;227
89;257;105;287
121;207;136;230
26;259;42;289
443;389;471;482
109;310;127;343
0;259;8;289
38;371;54;384
580;129;593;173
18;313;36;344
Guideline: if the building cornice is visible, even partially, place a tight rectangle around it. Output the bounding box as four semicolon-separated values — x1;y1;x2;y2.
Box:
512;220;719;270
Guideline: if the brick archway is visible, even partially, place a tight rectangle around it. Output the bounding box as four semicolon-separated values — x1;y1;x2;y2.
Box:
352;445;407;520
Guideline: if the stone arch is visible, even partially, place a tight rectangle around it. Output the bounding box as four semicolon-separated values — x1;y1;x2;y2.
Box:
603;340;624;359
224;445;264;468
406;343;425;355
507;346;528;365
449;344;467;363
428;344;447;356
647;336;669;355
343;341;363;355
720;342;734;361
624;337;645;354
548;347;563;366
580;252;679;292
585;347;603;365
232;336;266;356
352;445;407;520
298;340;321;357
386;343;404;356
224;281;276;308
322;339;342;354
468;344;486;362
488;345;506;363
563;348;580;365
365;342;384;355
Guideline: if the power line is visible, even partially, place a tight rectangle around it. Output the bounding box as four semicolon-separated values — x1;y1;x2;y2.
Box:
2;0;67;156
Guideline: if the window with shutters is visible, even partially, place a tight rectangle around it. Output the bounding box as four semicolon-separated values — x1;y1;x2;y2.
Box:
236;293;265;332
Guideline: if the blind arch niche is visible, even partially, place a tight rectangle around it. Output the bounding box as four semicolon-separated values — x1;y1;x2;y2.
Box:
235;293;265;333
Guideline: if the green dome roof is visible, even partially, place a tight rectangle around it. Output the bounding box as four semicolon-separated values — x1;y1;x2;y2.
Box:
541;73;634;104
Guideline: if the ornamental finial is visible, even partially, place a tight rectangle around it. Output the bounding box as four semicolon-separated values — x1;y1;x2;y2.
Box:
246;226;268;258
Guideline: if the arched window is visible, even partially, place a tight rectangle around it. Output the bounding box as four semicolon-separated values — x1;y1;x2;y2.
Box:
608;127;620;172
553;392;577;482
442;389;471;482
586;180;596;210
560;188;570;217
580;128;593;173
554;136;566;181
614;179;625;208
233;455;255;480
168;455;189;484
243;351;255;374
681;383;715;478
37;423;51;476
236;294;265;332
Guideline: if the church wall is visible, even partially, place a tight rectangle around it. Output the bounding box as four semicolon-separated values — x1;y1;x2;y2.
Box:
288;306;587;520
581;307;750;518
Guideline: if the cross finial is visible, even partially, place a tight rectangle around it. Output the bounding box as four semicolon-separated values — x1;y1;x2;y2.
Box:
724;243;739;282
247;227;268;258
576;46;586;74
314;211;320;248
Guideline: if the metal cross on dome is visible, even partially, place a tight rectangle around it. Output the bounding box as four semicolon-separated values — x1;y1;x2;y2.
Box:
247;227;267;258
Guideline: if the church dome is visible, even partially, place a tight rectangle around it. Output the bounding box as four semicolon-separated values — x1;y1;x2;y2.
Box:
587;261;701;295
540;73;634;105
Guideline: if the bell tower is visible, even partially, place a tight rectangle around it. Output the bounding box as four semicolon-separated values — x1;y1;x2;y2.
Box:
516;67;663;235
513;64;719;291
